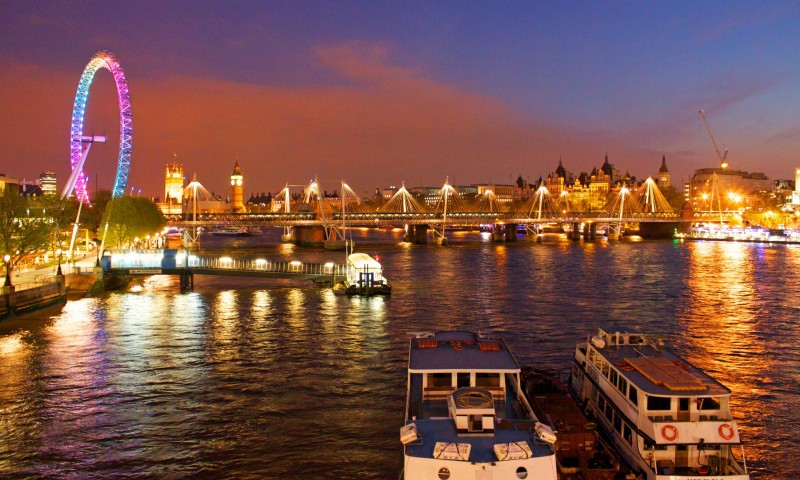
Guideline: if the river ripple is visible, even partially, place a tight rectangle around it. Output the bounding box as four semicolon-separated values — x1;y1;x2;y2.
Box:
0;232;797;478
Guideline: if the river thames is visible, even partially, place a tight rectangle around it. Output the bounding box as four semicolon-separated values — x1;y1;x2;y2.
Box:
0;230;797;479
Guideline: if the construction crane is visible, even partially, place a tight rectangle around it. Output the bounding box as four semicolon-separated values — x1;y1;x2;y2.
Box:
698;109;729;169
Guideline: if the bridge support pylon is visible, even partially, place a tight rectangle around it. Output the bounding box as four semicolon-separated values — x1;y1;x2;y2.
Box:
583;223;597;241
491;225;504;242
180;271;193;291
414;225;428;245
294;226;326;247
569;223;581;241
504;224;518;242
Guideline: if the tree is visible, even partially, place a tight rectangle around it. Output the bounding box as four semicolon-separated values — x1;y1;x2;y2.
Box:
0;189;58;285
99;196;166;249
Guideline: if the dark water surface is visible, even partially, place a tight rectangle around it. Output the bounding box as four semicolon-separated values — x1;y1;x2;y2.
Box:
0;231;798;479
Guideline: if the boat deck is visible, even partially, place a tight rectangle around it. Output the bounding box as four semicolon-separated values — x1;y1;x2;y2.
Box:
405;417;553;463
406;371;552;463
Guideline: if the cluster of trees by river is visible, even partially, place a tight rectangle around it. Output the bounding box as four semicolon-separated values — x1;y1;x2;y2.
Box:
0;188;165;285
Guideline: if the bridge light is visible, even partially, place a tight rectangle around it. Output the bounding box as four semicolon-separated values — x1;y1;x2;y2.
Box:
324;262;334;268
255;258;267;265
290;261;302;266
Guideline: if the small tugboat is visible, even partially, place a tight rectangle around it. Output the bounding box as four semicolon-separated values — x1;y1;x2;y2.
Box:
341;253;390;296
571;327;750;479
523;368;622;480
401;331;558;480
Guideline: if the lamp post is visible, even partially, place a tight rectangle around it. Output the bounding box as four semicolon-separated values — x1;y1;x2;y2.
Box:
56;248;63;276
3;254;11;287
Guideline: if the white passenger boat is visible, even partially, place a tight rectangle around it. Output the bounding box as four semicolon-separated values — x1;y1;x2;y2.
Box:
401;331;558;480
570;327;750;479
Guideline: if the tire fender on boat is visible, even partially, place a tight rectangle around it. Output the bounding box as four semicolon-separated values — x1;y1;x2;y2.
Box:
661;424;678;442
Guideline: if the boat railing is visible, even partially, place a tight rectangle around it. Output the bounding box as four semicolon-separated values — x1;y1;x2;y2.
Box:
187;257;348;277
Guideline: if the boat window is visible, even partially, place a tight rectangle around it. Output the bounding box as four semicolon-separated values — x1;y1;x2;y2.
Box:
646;396;672;411
427;373;452;388
457;372;470;388
699;397;721;410
623;424;633;445
628;385;638;405
604;403;613;422
613;414;622;433
618;377;628;396
598;396;606;412
601;360;609;377
590;386;598;403
475;373;500;388
610;369;618;385
588;349;595;364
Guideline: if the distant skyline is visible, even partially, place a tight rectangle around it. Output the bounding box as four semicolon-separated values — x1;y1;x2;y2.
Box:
2;1;800;197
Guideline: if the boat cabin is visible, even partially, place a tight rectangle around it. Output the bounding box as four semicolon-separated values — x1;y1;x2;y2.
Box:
345;253;390;295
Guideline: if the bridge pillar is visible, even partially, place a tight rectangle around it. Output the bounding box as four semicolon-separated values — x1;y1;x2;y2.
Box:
492;225;504;242
607;223;624;240
504;224;518;242
414;224;428;245
570;223;581;241
403;225;414;243
179;272;193;291
293;226;326;247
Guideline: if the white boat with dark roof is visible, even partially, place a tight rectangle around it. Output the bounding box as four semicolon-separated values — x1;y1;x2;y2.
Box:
570;327;750;479
401;331;558;480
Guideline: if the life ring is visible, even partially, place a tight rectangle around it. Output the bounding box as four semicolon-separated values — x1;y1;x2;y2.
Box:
719;423;735;441
661;424;678;442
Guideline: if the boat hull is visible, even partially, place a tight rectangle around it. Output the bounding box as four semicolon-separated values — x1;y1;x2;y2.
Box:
403;453;557;480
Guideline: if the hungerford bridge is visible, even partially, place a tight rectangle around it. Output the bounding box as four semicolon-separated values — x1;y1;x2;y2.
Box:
166;177;690;245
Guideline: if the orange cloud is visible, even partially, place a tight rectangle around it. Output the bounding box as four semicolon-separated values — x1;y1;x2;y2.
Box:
0;43;703;198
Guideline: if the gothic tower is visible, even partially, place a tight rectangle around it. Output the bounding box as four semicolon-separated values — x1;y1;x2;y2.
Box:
658;155;670;188
230;160;244;212
164;155;184;205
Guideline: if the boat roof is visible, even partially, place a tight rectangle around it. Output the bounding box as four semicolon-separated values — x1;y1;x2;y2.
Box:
347;253;381;270
589;328;731;397
409;331;520;372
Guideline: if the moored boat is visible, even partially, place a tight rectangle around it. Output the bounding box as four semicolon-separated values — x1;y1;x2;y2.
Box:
342;253;390;296
523;368;622;480
211;226;248;236
571;327;750;479
401;331;558;480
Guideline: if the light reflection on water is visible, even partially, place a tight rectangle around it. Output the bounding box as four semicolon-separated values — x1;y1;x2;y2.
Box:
0;235;797;478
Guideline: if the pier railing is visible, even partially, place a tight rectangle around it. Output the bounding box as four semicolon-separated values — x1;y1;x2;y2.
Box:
186;256;347;277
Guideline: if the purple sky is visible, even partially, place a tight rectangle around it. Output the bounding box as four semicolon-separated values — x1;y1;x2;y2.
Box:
1;1;799;197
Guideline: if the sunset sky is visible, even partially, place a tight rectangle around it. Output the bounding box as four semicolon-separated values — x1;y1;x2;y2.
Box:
2;1;799;198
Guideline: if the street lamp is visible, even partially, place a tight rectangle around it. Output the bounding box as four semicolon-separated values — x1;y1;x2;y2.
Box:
56;248;63;276
3;254;11;287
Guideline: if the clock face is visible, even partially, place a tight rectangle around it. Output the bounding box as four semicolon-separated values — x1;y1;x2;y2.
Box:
236;180;242;186
231;179;235;186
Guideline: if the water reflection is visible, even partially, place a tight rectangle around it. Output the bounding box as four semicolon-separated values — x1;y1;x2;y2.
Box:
0;239;796;478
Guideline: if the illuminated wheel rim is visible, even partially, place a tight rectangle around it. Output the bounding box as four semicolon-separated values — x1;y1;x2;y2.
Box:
69;50;132;202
